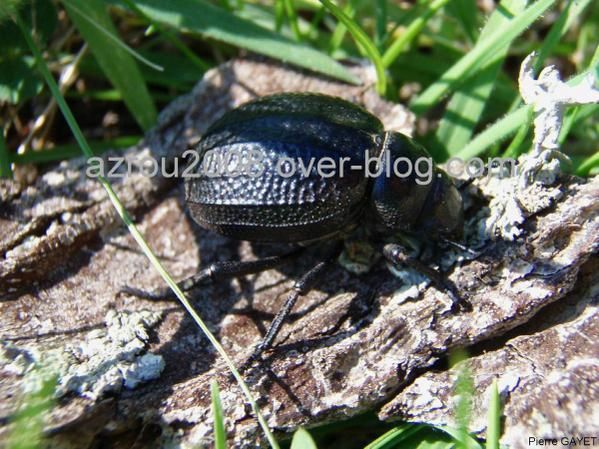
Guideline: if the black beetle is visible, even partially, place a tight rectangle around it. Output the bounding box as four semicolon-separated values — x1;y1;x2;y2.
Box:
125;93;467;368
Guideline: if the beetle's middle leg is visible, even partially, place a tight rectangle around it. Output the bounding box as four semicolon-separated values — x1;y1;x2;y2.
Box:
242;241;344;370
121;247;306;300
382;243;471;312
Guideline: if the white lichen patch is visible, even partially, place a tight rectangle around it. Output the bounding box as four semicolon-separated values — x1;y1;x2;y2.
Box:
163;406;210;425
500;259;534;283
510;279;551;299
389;265;430;303
475;51;599;241
478;160;564;241
519;51;599;158
495;371;521;396
405;378;446;410
0;310;164;401
0;342;36;376
122;353;165;389
62;309;164;399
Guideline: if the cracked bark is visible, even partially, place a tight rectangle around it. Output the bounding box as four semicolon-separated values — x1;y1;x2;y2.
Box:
0;58;597;449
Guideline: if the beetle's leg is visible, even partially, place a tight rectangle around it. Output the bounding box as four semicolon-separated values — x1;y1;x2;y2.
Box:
120;248;305;300
242;242;344;371
440;237;481;257
382;243;472;312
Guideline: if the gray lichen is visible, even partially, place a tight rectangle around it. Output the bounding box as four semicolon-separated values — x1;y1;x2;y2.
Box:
478;161;564;241
519;51;599;157
479;52;599;241
374;52;599;296
1;310;164;401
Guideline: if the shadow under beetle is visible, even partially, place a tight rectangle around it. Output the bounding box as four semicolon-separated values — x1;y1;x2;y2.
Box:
124;93;469;369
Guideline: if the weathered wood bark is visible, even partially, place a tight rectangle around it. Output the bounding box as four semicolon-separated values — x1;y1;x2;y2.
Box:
0;58;597;449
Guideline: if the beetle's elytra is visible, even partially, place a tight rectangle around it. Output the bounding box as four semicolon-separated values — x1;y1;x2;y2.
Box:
126;93;466;369
185;93;463;244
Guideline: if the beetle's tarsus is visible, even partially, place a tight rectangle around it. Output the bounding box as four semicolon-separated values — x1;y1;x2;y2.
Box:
440;237;480;258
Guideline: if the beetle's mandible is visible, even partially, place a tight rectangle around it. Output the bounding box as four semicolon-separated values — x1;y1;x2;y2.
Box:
125;92;468;369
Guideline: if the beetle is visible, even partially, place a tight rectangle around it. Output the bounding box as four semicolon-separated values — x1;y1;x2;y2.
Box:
124;92;467;368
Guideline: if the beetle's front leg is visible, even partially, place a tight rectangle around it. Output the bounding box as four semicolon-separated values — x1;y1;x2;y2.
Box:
120;248;305;300
382;243;471;312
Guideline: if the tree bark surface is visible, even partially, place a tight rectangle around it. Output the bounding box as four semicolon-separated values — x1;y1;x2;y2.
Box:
0;58;597;449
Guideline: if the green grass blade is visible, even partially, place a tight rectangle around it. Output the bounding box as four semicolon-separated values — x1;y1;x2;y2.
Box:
415;441;455;449
133;0;359;85
460;54;598;159
211;381;227;449
446;0;478;44
505;0;593;152
0;132;12;178
455;105;531;159
120;0;211;72
411;0;557;114
364;423;423;449
327;1;355;54
0;1;23;21
78;50;202;92
134;50;205;88
502;111;532;158
306;5;326;41
533;0;595;73
381;0;451;68
533;0;573;70
434;0;527;159
290;427;318;449
437;426;483;449
559;44;599;145
63;0;164;72
16;13;280;449
576;151;599;176
451;350;476;449
62;0;158;131
561;103;599;146
12;136;140;165
275;0;285;31
283;0;302;40
374;0;387;51
318;0;386;94
486;380;501;449
6;370;57;449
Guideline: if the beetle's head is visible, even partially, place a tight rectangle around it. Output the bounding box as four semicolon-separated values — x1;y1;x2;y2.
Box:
369;132;463;240
416;169;464;240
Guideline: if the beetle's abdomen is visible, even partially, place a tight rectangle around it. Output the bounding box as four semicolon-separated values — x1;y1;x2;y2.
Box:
185;94;384;243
